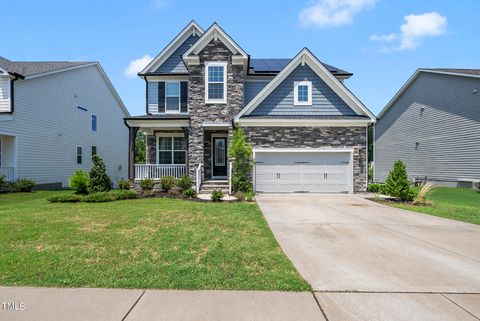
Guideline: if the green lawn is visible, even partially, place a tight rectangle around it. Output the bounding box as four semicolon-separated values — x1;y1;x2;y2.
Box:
382;187;480;225
0;191;309;291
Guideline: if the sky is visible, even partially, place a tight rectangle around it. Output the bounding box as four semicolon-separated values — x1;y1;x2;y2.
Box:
2;0;479;116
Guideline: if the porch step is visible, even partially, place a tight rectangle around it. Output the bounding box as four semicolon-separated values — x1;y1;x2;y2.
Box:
199;180;229;194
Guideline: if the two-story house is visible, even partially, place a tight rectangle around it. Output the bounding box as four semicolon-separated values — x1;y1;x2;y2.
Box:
124;21;376;194
0;57;130;188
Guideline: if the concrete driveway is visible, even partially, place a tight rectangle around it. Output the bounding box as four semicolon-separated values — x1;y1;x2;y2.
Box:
257;194;480;320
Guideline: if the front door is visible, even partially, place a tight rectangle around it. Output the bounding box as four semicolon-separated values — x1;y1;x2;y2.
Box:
212;137;227;178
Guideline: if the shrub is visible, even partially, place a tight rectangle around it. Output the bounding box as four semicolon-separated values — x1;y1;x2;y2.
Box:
232;176;253;194
83;192;116;203
110;190;138;200
12;178;36;193
48;194;83;203
139;178;155;191
0;175;6;187
69;170;89;195
177;175;193;192
117;179;131;190
413;183;433;206
160;176;176;192
368;164;374;183
228;128;253;193
367;183;383;193
88;155;112;193
383;160;417;202
233;191;245;201
245;190;254;202
182;187;197;198
211;189;224;202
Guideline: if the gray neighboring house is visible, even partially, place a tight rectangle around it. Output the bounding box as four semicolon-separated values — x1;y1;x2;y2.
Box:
0;56;130;188
125;21;376;194
375;68;480;188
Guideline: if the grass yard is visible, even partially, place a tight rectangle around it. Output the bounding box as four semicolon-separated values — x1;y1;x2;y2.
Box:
382;187;480;225
0;191;309;291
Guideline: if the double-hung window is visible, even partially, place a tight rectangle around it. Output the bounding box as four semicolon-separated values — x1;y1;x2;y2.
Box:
205;62;227;103
76;146;83;164
157;134;186;165
92;115;97;131
165;82;180;113
294;81;312;106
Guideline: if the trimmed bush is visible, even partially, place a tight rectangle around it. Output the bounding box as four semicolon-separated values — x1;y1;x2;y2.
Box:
12;178;35;193
233;191;245;202
177;175;193;192
139;178;155;191
69;170;89;195
83;192;116;203
160;176;176;192
88;155;112;193
232;176;253;194
110;190;138;200
117;179;131;190
48;194;83;203
211;189;224;202
367;183;383;193
182;187;197;198
245;191;254;202
383;160;417;202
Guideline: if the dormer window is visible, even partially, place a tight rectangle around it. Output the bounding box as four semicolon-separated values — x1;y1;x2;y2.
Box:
294;81;312;106
205;61;227;104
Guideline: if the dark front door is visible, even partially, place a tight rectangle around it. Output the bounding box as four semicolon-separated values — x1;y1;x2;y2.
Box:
212;137;227;178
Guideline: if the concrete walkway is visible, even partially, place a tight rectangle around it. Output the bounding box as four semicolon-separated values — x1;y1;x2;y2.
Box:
256;193;480;320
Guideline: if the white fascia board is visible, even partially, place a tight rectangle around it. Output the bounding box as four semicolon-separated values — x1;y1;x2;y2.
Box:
140;21;204;75
0;67;8;75
145;75;189;82
125;119;189;128
202;121;230;129
377;69;480;119
182;23;248;64
234;48;376;122
253;147;354;153
236;118;373;127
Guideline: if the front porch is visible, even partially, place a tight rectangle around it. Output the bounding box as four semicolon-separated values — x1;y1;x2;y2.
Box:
0;134;17;181
125;116;232;193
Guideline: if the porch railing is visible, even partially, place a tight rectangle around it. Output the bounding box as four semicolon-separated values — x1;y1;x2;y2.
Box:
0;167;15;181
134;164;187;181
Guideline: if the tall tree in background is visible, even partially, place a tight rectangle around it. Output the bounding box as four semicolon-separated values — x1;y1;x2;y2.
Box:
135;131;146;164
368;126;373;163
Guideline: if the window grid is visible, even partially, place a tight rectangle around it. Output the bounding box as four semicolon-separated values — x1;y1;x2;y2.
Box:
165;82;180;112
205;62;226;102
76;146;83;164
158;136;186;165
297;85;309;102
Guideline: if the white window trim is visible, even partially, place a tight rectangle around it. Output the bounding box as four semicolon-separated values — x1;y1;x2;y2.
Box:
165;81;181;113
156;133;186;165
0;76;11;113
205;61;227;104
294;81;312;106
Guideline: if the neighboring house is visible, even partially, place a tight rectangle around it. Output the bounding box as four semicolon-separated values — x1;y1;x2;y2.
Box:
125;21;376;194
0;56;130;188
375;69;480;188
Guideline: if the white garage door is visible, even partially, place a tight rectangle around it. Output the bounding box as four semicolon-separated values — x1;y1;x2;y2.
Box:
255;151;351;193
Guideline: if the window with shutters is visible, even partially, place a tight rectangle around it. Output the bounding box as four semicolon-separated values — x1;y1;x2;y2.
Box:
165;81;180;113
148;80;188;114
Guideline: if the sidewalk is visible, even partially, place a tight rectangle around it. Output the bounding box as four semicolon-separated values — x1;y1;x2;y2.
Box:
1;286;479;321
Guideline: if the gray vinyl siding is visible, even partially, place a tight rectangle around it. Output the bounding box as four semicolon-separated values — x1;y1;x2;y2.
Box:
147;81;158;113
375;72;480;183
249;64;356;116
0;65;129;186
244;80;269;105
155;34;199;74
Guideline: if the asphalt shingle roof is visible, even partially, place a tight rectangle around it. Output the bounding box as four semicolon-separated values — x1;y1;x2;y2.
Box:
424;68;480;76
0;56;94;77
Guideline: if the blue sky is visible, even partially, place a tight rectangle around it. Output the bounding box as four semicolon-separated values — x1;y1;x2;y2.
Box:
2;0;479;116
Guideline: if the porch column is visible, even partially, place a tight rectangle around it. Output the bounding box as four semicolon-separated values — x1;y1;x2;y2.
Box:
182;126;190;171
128;126;139;180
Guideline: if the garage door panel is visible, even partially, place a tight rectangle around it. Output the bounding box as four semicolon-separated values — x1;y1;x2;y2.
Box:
255;152;351;193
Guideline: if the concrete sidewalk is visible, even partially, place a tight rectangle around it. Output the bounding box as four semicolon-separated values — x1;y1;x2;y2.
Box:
1;286;480;321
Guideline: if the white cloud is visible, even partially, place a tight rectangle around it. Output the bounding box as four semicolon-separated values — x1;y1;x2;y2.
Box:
299;0;378;28
370;12;447;51
124;55;153;78
151;0;168;9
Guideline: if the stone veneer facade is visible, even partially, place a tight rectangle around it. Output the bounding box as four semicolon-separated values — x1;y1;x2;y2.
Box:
242;126;368;192
187;39;244;181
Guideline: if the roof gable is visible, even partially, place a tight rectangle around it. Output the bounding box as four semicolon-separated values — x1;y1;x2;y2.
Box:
183;23;248;67
235;48;376;122
154;34;199;74
0;56;94;78
139;20;204;76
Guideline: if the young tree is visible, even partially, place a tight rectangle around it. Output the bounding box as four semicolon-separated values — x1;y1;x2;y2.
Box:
135;131;146;164
383;160;416;202
227;128;253;193
88;155;112;193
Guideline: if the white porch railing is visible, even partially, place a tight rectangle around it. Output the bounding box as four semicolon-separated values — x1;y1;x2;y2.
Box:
228;161;233;194
195;163;203;194
134;164;186;180
0;167;15;181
